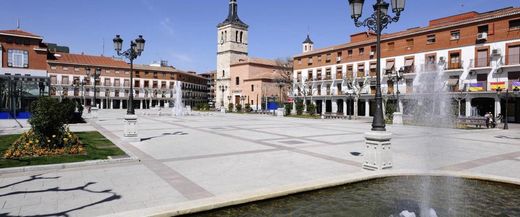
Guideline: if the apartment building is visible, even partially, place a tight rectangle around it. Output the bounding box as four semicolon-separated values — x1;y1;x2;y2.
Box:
47;52;208;110
0;29;49;119
292;7;520;122
201;71;216;108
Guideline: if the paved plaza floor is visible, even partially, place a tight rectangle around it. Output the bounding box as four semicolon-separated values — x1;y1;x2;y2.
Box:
1;110;520;216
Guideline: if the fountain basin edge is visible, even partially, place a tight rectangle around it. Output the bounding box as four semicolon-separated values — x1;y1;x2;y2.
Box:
101;170;520;217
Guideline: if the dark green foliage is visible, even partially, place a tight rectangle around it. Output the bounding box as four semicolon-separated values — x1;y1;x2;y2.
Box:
236;103;242;112
285;103;292;115
307;103;316;115
244;103;251;113
295;100;304;115
228;103;234;112
60;98;76;123
29;97;67;142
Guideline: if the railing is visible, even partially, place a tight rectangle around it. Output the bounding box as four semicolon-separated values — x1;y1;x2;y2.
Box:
448;61;463;70
470;58;490;68
468;81;487;92
510;80;520;91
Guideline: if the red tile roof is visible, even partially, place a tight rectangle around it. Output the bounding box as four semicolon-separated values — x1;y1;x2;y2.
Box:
295;7;520;57
49;53;129;68
0;29;42;39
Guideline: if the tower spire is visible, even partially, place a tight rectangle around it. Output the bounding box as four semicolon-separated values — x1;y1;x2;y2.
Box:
16;18;20;30
218;0;248;28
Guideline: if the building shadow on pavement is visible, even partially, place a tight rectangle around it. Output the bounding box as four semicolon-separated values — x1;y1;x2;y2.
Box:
0;174;121;217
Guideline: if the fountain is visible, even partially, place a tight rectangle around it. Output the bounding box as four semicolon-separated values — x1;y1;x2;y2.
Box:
172;81;190;116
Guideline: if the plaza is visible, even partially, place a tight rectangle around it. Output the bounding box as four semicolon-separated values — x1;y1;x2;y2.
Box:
1;111;520;216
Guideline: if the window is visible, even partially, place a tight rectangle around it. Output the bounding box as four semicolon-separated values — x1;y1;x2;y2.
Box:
404;57;415;73
251;85;254;91
222;70;225;77
104;78;111;86
235;77;240;85
308;57;313;65
510;19;520;30
7;49;28;68
347;50;353;57
144;80;149;88
318;55;322;62
427;34;436;44
337;52;342;62
387;42;395;50
478;25;489;34
507;45;520;65
385;60;395;74
451;30;460;40
449;52;461;69
359;48;364;56
50;76;57;85
347;65;354;78
297;58;302;65
114;79;120;87
308;71;313;80
325;68;331;80
326;54;331;63
426;54;436;71
369;62;377;76
135;71;141;78
317;69;322;80
406;39;414;49
370;46;376;57
336;66;343;79
62;76;69;85
476;49;489;67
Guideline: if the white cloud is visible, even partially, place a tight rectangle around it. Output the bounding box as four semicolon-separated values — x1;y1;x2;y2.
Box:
160;17;175;36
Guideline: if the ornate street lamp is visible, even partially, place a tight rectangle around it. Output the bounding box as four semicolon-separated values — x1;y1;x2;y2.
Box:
113;35;145;115
86;67;101;108
348;0;405;171
114;35;145;139
348;0;405;131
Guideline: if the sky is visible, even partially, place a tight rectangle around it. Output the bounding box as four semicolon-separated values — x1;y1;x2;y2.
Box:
0;0;517;73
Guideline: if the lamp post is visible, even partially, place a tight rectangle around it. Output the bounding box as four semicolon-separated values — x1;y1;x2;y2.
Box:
348;0;405;171
71;78;87;107
497;87;519;130
347;92;353;120
113;35;145;139
219;85;227;110
86;67;101;108
348;0;404;131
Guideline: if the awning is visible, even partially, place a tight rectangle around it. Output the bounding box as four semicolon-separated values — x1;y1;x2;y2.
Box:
386;62;395;70
404;59;414;67
447;79;459;86
370;64;377;69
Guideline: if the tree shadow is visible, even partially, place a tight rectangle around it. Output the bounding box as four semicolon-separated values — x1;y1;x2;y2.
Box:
0;174;59;190
141;131;188;142
0;174;122;217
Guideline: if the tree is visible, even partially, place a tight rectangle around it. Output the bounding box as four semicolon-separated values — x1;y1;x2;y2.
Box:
274;57;294;104
342;77;369;119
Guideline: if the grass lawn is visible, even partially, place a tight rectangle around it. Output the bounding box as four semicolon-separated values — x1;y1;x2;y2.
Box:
0;131;127;169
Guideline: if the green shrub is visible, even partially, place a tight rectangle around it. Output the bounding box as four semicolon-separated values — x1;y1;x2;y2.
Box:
236;104;242;112
244;103;251;113
29;97;67;142
60;98;76;123
228;103;234;112
295;100;304;115
307;103;316;115
285;103;292;115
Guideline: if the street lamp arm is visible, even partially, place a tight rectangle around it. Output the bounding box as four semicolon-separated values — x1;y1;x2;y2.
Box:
354;13;400;33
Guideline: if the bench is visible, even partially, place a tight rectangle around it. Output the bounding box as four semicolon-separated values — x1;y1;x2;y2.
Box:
323;113;348;119
457;117;487;128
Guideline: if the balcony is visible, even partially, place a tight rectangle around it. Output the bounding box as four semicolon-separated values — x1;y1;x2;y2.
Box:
470;58;490;68
509;80;520;91
468;81;487;92
447;60;463;70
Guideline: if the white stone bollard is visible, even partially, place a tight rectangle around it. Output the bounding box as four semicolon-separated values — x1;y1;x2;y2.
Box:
393;112;403;125
124;114;140;142
363;131;392;171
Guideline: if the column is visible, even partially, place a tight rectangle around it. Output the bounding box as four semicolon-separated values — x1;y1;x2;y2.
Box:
365;100;370;117
110;99;114;109
100;100;104;110
354;98;359;118
343;99;347;116
332;100;338;114
140;100;144;109
120;100;123;110
465;98;472;117
292;101;296;115
321;100;326;115
495;97;501;116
